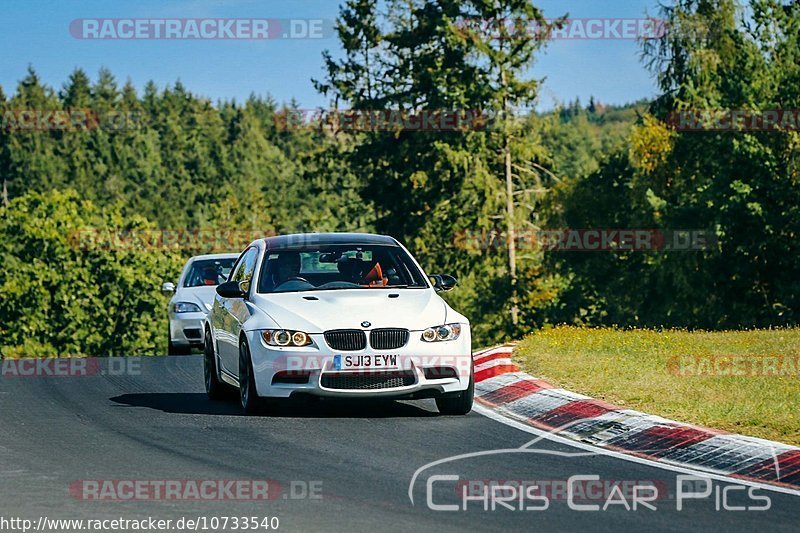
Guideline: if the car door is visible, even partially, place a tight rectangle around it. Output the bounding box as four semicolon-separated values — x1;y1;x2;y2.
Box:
217;247;259;376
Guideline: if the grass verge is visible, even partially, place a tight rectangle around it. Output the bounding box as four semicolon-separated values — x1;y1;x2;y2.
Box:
514;326;800;446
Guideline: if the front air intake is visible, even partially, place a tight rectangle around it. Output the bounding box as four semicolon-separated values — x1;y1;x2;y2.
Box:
321;371;416;390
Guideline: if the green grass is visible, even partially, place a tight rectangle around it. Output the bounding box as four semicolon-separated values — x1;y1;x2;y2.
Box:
514;327;800;446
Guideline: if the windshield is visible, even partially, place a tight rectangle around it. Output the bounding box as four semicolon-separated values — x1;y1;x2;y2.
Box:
183;258;237;288
257;245;428;293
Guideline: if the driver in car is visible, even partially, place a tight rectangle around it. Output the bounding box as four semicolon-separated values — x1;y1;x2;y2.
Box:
273;253;301;286
201;264;221;285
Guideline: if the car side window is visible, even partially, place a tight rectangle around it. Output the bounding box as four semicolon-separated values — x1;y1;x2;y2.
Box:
229;248;255;281
241;249;258;284
231;247;258;284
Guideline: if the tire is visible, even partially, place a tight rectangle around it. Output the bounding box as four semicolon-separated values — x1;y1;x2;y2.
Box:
435;365;474;415
168;338;190;356
238;339;263;415
203;330;228;401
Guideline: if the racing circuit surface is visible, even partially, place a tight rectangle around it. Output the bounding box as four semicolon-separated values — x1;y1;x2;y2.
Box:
1;356;798;532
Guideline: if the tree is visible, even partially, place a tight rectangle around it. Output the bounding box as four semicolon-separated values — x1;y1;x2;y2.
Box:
5;66;66;195
548;0;800;328
454;2;560;325
60;68;92;108
0;190;184;356
316;0;561;340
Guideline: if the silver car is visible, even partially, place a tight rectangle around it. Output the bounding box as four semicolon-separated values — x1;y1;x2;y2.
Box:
162;253;239;355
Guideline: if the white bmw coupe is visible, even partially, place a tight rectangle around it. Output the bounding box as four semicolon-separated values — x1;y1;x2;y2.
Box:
204;233;473;415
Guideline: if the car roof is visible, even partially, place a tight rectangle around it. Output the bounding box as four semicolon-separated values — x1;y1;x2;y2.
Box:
188;253;241;262
263;232;399;250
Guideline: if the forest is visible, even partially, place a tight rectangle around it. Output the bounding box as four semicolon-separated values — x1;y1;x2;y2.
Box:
1;0;798;355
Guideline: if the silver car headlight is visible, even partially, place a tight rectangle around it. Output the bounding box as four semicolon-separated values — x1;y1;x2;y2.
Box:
173;302;202;313
421;323;462;342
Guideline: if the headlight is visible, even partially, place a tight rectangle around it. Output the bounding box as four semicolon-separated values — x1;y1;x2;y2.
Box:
421;323;462;342
173;302;202;313
261;329;313;347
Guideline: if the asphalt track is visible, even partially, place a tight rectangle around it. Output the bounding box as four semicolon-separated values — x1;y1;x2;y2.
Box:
1;356;798;532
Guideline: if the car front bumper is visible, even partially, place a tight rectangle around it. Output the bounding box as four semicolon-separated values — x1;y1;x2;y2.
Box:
244;328;472;399
169;312;207;346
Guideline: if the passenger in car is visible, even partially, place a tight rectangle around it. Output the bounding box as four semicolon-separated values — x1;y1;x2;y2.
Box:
363;262;388;286
336;257;366;283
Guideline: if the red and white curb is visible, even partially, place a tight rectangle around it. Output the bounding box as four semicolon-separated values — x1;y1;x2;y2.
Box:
472;345;800;491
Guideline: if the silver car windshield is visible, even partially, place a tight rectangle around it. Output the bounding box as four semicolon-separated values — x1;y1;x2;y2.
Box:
256;245;428;293
183;258;237;288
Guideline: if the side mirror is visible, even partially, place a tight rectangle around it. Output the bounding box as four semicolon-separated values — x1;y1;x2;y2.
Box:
430;274;458;292
161;282;176;295
216;280;248;299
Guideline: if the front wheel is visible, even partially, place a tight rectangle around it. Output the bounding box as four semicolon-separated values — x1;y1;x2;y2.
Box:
239;340;262;415
435;367;474;415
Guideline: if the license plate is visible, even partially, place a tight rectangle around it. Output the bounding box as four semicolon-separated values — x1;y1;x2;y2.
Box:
333;354;398;370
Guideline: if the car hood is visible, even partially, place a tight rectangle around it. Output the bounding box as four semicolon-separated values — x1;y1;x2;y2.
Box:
249;289;448;332
173;286;219;312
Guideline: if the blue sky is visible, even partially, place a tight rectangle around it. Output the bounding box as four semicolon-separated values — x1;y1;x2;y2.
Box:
0;0;662;110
